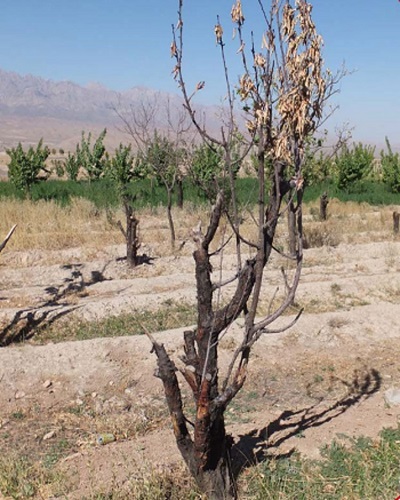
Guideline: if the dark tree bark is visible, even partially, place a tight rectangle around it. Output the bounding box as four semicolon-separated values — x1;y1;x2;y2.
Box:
126;212;139;267
393;211;399;234
116;200;140;268
288;199;297;256
166;187;176;248
148;181;289;498
176;177;184;209
151;329;236;498
320;191;329;221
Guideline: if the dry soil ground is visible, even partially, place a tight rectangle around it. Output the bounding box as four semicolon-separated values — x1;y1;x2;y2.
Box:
1;200;400;498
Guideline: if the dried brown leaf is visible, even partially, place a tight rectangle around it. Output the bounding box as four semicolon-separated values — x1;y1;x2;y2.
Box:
214;23;223;43
170;41;177;58
231;0;245;25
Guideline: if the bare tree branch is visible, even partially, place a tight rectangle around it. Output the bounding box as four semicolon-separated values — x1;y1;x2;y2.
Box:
0;225;17;254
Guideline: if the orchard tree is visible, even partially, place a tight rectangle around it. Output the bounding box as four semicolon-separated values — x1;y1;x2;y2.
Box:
106;143;142;267
145;1;343;498
189;142;241;200
77;129;108;181
54;152;80;181
190;143;224;197
55;129;108;181
7;139;50;198
336;142;375;191
139;132;185;247
115;96;193;247
381;137;400;193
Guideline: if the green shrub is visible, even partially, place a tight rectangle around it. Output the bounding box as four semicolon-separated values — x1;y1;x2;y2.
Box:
189;143;224;199
302;133;336;186
336;142;375;191
105;143;139;197
63;152;80;181
138;133;180;187
304;149;336;187
381;137;400;193
77;129;108;180
6;139;50;198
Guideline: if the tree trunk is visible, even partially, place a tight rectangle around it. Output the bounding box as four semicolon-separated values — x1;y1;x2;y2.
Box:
166;188;176;248
188;407;236;499
125;203;139;267
393;211;399;234
176;178;184;208
195;458;236;499
151;330;237;499
0;225;17;254
288;199;297;256
320;191;329;221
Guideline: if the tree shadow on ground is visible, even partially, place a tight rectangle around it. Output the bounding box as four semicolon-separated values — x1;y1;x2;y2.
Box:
0;261;113;346
231;367;381;477
116;253;155;266
45;262;111;299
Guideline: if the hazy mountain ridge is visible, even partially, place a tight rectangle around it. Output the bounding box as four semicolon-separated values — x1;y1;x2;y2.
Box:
0;69;397;154
0;69;192;150
0;69;169;123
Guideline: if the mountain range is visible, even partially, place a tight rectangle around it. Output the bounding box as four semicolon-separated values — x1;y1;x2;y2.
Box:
0;69;203;152
0;69;396;156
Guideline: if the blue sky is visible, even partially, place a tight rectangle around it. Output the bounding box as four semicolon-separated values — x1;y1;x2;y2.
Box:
0;1;399;147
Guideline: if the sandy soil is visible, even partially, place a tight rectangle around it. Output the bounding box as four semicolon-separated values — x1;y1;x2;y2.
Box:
1;216;400;497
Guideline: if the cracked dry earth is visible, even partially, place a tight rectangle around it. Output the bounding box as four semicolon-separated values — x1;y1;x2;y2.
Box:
1;215;400;497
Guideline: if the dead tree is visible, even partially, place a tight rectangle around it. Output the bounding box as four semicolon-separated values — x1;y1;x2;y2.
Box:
146;1;343;497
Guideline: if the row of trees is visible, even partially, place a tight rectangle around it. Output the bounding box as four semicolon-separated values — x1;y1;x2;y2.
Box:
6;129;229;266
303;137;400;191
7;133;400;203
6;131;229;199
6;131;400;272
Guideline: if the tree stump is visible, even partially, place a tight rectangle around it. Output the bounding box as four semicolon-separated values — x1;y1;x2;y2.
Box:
393;211;400;234
320;192;329;221
126;214;140;267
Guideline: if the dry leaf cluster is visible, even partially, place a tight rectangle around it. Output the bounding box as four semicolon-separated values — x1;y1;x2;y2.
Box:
231;0;337;168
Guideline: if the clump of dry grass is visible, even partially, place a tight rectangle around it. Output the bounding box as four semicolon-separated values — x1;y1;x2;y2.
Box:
303;221;341;249
283;199;397;253
0;199;214;258
80;464;199;500
0;198;121;251
305;199;398;245
383;242;400;269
